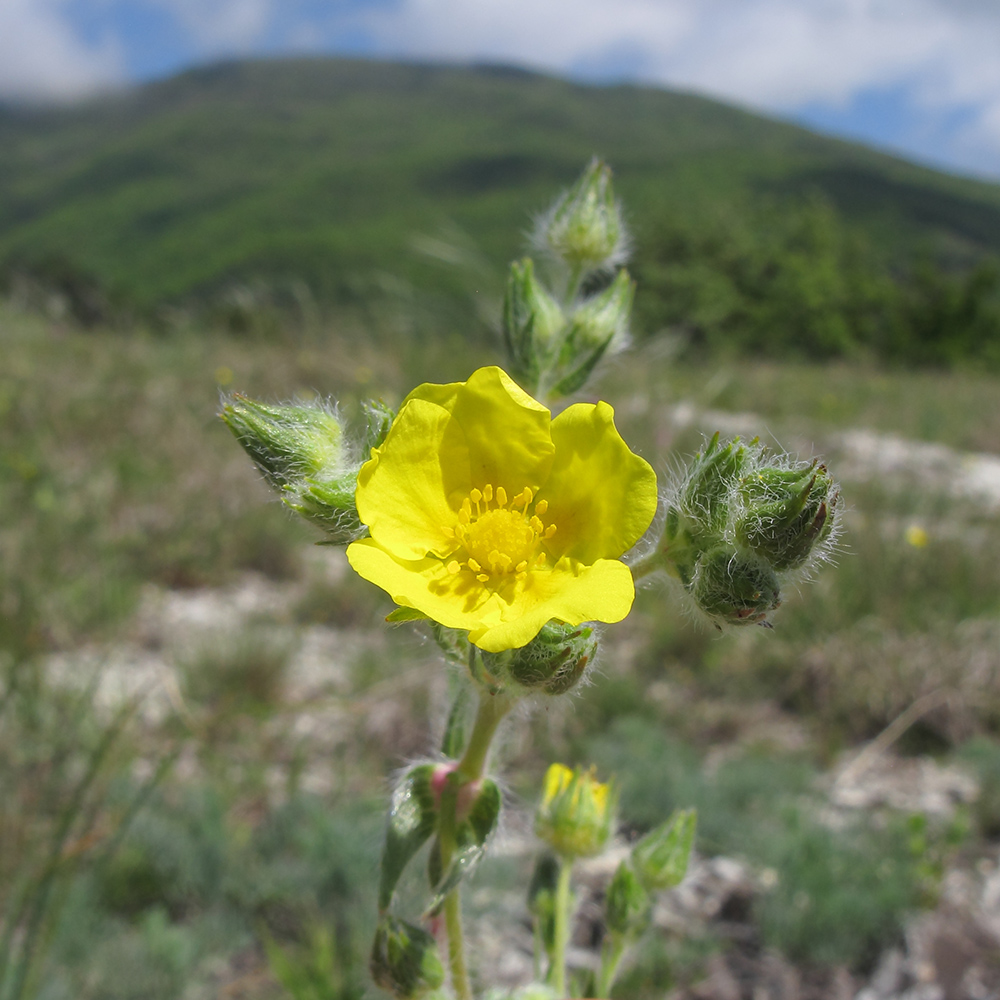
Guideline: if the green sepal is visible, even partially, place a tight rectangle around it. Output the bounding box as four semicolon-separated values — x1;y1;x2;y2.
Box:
283;471;364;543
502;257;565;392
691;546;781;627
631;808;697;891
362;399;396;452
424;779;501;916
549;269;634;399
681;433;750;537
386;606;431;623
605;861;650;937
370;914;445;999
378;765;438;912
735;463;839;570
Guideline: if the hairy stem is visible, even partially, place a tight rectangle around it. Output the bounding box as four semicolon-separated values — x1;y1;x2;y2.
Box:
597;932;627;998
440;687;515;1000
551;856;574;997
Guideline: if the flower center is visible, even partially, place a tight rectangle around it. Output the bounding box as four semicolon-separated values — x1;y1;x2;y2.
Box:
444;484;556;584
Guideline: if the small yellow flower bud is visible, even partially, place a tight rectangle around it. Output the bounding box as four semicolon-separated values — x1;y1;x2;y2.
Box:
535;763;616;859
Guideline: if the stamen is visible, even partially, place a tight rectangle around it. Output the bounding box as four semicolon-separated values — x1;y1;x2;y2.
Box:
535;499;548;516
530;515;544;533
447;560;461;575
544;525;557;538
515;560;527;573
483;484;493;503
521;487;533;508
476;573;489;583
496;486;507;507
442;526;455;538
468;558;483;573
470;488;482;504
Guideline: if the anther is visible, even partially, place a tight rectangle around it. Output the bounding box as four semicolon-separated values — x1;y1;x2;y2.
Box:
467;558;483;573
521;487;533;507
470;488;482;504
530;515;544;533
496;486;507;507
515;560;528;573
483;484;493;503
476;573;489;583
447;560;461;575
544;525;557;538
535;499;548;516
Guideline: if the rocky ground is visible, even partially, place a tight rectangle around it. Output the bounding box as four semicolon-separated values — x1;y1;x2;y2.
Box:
39;419;1000;1000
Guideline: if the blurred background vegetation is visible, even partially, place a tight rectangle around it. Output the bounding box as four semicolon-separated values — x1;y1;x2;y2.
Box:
2;56;1000;999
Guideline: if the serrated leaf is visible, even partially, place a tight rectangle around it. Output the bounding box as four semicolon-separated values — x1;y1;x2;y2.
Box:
378;765;438;911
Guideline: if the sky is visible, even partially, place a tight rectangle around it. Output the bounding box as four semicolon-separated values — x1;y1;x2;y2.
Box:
3;0;1000;182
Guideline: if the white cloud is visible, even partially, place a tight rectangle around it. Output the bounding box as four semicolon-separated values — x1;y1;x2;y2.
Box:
360;0;1000;176
141;0;272;51
3;0;1000;176
0;0;122;100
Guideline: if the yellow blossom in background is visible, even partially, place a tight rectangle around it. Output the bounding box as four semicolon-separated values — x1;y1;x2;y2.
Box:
905;523;929;548
535;763;617;858
346;366;657;652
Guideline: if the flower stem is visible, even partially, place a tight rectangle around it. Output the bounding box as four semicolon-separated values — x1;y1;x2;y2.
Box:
597;932;627;998
551;855;574;997
441;687;515;1000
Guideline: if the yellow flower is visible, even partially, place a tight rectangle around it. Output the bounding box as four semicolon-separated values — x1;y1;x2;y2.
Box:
346;366;657;652
535;763;616;858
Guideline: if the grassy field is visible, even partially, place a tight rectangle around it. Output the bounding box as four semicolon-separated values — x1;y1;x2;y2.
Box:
2;295;1000;998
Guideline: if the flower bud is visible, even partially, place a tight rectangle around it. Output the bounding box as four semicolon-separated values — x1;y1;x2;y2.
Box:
547;269;634;399
502;258;565;390
481;622;598;696
735;462;839;571
631;808;696;891
536;159;627;273
535;763;616;859
221;394;344;491
691;545;781;627
221;393;369;544
370;915;445;999
605;861;650;937
680;433;750;538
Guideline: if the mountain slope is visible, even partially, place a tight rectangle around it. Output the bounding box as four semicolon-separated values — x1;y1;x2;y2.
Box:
1;57;1000;311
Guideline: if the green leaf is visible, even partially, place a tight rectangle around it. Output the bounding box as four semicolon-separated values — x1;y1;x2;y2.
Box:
424;779;501;916
378;765;439;911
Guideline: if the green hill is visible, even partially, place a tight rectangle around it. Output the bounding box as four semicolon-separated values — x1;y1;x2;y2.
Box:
2;56;1000;361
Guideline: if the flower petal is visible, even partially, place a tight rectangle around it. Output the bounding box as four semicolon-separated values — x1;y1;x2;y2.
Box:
355;397;459;559
427;367;554;499
472;557;635;652
541;401;657;562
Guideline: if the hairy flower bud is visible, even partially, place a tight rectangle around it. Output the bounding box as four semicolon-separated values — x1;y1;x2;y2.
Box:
502;258;565;391
691;545;781;626
370;915;445;999
735;462;839;571
536;159;628;273
481;622;598;696
546;269;634;399
221;394;344;491
631;808;696;891
639;433;840;629
605;861;650;937
535;763;616;859
221;393;375;544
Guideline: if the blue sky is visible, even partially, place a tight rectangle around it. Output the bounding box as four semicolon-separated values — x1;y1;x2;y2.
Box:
3;0;1000;182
